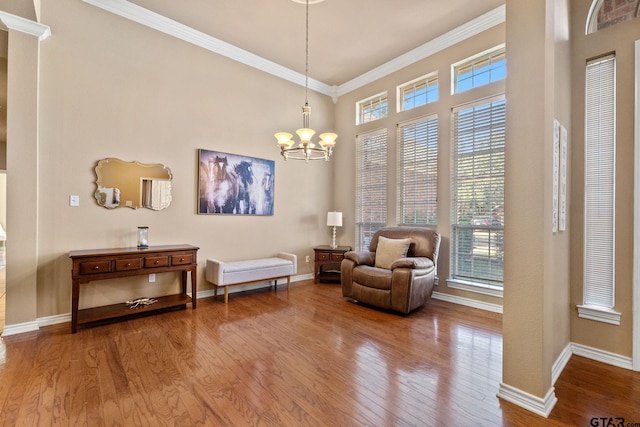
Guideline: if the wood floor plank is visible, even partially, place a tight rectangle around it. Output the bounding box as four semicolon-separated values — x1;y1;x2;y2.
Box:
0;280;639;426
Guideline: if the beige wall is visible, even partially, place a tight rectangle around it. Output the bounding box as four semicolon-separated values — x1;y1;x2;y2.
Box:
569;0;640;356
5;0;336;320
334;24;506;306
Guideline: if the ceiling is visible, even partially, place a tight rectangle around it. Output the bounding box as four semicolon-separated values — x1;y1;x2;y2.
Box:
128;0;505;87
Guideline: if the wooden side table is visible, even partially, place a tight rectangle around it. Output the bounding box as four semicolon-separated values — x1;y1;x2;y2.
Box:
314;245;351;283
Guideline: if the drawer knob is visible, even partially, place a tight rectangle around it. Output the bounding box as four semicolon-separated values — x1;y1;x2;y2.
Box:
154;260;159;264
180;258;185;262
126;263;131;267
93;266;100;270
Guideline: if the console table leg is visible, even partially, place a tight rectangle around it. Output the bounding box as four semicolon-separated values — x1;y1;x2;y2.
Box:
71;279;80;334
190;267;197;309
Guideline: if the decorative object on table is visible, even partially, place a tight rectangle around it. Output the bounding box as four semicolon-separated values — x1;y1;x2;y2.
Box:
327;211;342;249
125;298;158;309
273;0;337;162
198;149;275;215
137;226;149;248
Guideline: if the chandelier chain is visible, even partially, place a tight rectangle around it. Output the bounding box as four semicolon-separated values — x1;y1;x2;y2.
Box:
304;0;309;105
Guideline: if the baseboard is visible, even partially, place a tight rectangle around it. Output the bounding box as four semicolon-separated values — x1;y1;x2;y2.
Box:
1;273;317;336
1;320;39;337
497;383;557;418
431;291;503;313
552;343;573;385
571;342;634;370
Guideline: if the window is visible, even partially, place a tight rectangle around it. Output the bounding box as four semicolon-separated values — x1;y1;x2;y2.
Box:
578;54;620;325
453;45;506;94
450;96;505;290
397;115;438;226
357;92;388;125
398;73;439;112
356;129;388;250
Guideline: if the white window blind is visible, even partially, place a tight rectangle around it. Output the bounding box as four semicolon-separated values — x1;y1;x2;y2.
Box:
397;115;438;226
356;129;388;250
451;96;506;286
583;55;616;309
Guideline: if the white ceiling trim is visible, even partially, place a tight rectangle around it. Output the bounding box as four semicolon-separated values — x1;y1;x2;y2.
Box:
82;0;505;102
0;11;51;40
336;5;506;97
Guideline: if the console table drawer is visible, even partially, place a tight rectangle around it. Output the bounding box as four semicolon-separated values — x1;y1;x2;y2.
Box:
115;258;142;271
317;252;330;261
172;253;193;266
145;256;170;268
79;261;112;275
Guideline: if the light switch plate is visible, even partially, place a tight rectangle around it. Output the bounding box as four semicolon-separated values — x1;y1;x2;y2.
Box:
69;195;80;206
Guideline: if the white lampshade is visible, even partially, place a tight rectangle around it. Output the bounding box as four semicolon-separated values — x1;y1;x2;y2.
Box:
327;211;342;227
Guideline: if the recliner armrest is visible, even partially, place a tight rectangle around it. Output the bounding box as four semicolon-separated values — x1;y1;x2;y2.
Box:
344;251;375;266
390;257;434;270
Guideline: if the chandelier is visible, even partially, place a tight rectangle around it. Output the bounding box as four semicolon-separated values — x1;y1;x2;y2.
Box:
274;0;337;162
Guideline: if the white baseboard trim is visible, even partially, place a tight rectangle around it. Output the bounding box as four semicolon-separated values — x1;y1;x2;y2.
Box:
552;343;573;385
432;291;503;313
497;383;557;418
571;342;634;370
1;273;317;336
1;320;39;337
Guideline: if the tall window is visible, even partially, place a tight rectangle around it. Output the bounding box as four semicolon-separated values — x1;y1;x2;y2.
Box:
397;115;438;226
452;45;506;94
398;73;439;112
357;92;388;125
356;129;388;250
451;96;506;288
578;54;619;325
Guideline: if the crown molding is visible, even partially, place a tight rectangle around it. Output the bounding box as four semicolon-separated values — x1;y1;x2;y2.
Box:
82;0;505;102
336;5;505;97
82;0;335;97
0;11;51;40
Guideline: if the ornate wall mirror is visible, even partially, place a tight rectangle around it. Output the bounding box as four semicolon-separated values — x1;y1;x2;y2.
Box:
94;158;172;210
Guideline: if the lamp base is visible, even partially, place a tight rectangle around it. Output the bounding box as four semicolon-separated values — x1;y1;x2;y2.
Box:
330;226;338;249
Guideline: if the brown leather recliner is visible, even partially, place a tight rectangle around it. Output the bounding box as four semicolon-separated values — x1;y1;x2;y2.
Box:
341;226;440;314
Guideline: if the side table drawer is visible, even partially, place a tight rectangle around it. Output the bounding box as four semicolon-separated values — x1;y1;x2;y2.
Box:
115;258;142;271
171;253;193;266
79;261;112;275
331;253;345;261
145;256;170;268
317;252;330;261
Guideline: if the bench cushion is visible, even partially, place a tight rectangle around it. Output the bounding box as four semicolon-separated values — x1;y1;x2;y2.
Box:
222;258;294;285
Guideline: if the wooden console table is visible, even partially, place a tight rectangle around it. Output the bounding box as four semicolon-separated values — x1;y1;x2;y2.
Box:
314;245;351;283
69;244;198;333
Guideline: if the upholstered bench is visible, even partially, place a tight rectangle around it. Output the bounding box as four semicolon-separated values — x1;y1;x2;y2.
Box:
205;252;297;303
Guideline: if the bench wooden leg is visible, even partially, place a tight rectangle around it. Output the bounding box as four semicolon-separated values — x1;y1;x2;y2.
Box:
224;286;229;304
287;276;290;292
214;285;218;300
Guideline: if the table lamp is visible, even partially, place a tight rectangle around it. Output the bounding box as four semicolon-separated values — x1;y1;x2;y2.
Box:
327;211;342;249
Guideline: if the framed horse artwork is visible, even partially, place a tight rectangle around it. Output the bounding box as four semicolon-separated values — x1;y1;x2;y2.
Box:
197;149;275;215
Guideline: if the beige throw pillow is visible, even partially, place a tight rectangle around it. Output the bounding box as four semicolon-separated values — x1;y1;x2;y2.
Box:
374;236;411;270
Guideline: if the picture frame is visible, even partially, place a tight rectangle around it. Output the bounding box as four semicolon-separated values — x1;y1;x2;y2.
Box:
198;149;275;215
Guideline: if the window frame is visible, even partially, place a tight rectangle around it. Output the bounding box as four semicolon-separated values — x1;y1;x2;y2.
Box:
451;44;506;95
356;92;389;125
577;54;621;325
397;72;439;113
448;94;506;295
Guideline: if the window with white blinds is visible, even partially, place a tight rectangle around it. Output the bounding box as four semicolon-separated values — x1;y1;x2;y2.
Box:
356;129;388;250
451;96;506;287
397;115;438;226
578;54;619;324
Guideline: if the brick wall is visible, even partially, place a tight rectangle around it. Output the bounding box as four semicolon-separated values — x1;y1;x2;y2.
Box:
598;0;640;30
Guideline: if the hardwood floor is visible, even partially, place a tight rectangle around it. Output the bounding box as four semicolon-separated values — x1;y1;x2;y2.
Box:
0;280;638;426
